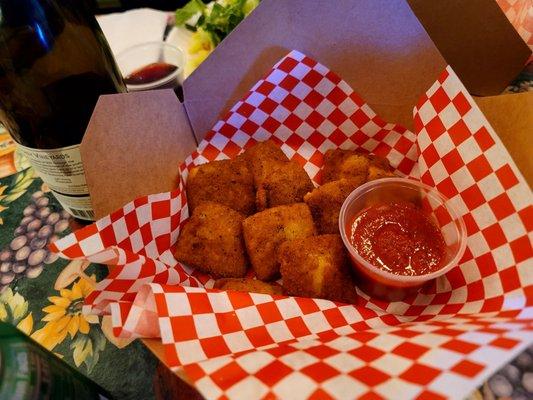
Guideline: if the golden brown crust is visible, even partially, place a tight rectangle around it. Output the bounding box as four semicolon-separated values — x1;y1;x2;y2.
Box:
367;163;396;181
367;154;392;170
174;202;248;278
304;178;364;234
186;157;255;215
214;278;284;295
322;149;370;183
242;140;313;210
242;203;316;281
279;234;357;304
242;140;289;184
255;160;314;211
322;149;395;184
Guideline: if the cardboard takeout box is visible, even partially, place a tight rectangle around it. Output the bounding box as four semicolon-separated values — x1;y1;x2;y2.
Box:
407;0;531;96
474;92;532;185
69;0;532;398
81;0;531;220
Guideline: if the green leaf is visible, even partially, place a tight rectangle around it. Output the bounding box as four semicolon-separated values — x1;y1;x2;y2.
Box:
0;169;36;205
197;14;206;27
13;171;25;186
0;287;13;303
85;349;99;373
205;27;222;46
12;168;33;185
0;288;30;325
68;327;107;373
243;0;260;15
223;0;247;10
70;335;90;367
199;0;247;44
0;304;7;321
2;191;27;204
175;0;206;26
94;328;107;352
9;292;28;323
16;178;34;192
211;2;224;14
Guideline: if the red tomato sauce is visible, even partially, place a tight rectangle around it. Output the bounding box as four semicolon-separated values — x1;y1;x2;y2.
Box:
124;62;178;85
349;201;446;276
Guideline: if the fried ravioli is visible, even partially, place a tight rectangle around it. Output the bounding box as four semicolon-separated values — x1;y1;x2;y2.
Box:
322;149;370;183
243;140;289;184
186;157;255;215
279;234;356;304
175;202;247;278
242;203;316;281
323;148;395;184
255;159;314;210
242;140;314;210
214;278;284;295
367;157;395;181
304;178;364;234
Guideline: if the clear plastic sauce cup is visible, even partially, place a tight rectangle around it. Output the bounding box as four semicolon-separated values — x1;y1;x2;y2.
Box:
339;177;467;301
115;41;185;92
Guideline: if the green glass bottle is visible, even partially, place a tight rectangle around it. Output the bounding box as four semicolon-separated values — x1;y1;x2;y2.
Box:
0;321;112;399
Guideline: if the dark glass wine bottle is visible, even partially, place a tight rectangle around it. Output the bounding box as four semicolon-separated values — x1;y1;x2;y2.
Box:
0;0;126;221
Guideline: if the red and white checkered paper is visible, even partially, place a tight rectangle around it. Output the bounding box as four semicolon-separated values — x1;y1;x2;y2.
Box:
50;51;532;400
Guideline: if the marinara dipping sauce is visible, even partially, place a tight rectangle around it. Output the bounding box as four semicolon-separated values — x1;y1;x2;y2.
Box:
124;63;178;85
339;178;466;301
349;201;446;276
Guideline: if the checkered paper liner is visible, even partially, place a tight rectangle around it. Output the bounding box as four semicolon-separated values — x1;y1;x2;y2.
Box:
50;51;532;400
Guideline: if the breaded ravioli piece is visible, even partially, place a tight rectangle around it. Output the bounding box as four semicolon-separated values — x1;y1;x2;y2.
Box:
175;202;247;278
255;160;314;210
186;157;255;215
243;140;289;184
304;178;364;234
367;155;396;181
322;148;370;183
214;278;284;295
279;234;357;304
323;149;396;184
242;203;316;281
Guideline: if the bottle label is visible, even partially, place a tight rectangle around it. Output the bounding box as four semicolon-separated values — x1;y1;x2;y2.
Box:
17;144;95;221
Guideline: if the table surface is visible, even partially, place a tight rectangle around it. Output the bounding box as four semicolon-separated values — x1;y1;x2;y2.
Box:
0;21;531;400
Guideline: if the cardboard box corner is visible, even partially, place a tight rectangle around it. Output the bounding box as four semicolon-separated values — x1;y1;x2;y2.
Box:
80;89;196;218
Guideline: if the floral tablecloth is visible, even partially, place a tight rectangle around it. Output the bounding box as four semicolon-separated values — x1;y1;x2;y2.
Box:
0;135;157;399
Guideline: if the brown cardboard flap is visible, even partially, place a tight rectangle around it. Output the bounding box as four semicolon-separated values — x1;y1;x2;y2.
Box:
81;90;197;218
474;92;532;186
183;0;447;140
408;0;531;96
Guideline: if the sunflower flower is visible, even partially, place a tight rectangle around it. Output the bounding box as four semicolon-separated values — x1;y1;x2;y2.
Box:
31;276;98;351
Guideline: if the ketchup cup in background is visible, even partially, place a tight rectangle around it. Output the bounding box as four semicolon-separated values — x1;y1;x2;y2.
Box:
115;42;185;92
339;177;467;301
